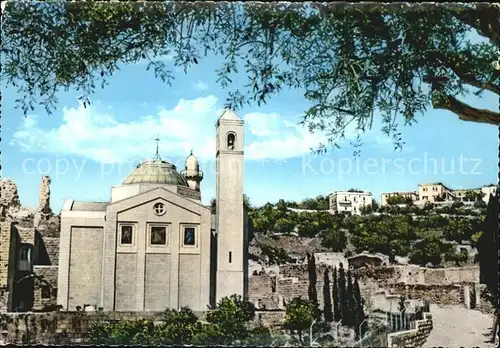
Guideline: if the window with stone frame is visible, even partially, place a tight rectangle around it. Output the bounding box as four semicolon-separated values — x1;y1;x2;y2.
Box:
183;226;196;246
150;226;167;245
120;225;133;245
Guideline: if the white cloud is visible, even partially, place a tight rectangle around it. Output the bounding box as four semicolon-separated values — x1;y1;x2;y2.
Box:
11;96;220;164
244;112;284;137
11;95;407;165
244;116;328;160
193;80;208;91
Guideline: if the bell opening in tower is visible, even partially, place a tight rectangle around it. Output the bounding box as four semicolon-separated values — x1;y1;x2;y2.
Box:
227;133;235;150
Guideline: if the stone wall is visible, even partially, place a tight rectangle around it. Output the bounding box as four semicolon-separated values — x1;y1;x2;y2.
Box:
386;284;464;306
280;263;331;280
356;265;479;286
33;266;58;311
355;265;480;308
0;178;60;313
0;311;167;344
34;215;60;267
36;215;60;239
0;221;13;289
249;272;338;311
0;221;16;312
0;310;286;344
253;311;285;333
249;262;479;312
37;176;52;216
387;312;433;347
0;179;21;219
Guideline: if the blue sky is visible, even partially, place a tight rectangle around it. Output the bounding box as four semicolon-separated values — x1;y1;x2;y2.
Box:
2;49;498;212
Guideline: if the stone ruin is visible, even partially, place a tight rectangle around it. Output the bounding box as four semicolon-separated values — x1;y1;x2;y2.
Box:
1;176;60;313
34;176;53;227
38;176;52;216
0;178;21;219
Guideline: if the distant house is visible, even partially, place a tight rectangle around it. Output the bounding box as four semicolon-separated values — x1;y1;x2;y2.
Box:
382;183;496;206
380;191;418;206
418;182;456;203
329;191;373;215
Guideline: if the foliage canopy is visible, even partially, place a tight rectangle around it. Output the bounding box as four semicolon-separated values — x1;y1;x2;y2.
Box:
2;2;498;153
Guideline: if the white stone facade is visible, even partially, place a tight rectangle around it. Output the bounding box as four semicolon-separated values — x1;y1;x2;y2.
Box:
381;183;497;206
380;191;419;206
57;110;247;312
329;191;373;215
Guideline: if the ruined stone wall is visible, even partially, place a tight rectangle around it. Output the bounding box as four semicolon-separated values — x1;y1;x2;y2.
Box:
34;215;60;267
388;284;464;306
37;176;52;216
0;311;167;344
36;215;60;239
356;265;479;286
387;312;433;347
276;278;311;303
0;221;16;312
250;263;478;312
0;178;60;313
33;266;58;311
0;222;13;289
249;262;367;311
15;226;35;245
252;311;285;333
280;263;331;280
40;239;59;266
249;273;336;311
0;179;21;219
0;310;286;344
249;275;275;299
354;265;478;307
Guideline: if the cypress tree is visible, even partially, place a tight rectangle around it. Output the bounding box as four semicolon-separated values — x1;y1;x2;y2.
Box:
307;253;320;319
353;277;366;337
323;269;333;322
346;269;355;327
332;266;340;321
337;262;347;323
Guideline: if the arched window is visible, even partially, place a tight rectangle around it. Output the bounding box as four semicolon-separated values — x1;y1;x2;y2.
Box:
227;133;236;150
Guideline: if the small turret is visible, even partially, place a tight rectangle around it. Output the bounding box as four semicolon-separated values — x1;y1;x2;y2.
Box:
181;150;203;192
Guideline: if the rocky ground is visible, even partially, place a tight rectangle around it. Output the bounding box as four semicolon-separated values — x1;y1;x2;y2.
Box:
424;304;496;347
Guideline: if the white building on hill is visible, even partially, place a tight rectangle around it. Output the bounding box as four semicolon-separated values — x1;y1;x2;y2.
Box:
328;190;373;215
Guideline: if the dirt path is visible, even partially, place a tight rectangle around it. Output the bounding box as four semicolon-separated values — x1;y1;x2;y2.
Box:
423;304;495;347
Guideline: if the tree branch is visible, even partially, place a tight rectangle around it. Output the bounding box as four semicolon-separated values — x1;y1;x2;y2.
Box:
452;5;500;46
428;50;500;96
432;93;500;125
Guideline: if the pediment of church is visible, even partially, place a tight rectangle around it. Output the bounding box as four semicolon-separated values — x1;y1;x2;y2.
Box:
108;186;208;217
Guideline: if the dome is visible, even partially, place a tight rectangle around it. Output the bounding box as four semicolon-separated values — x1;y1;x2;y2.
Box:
122;159;189;186
185;151;199;171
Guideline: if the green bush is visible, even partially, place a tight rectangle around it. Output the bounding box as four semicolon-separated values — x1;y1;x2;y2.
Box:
86;295;263;346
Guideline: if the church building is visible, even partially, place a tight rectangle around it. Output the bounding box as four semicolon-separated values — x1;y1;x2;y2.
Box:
56;109;248;312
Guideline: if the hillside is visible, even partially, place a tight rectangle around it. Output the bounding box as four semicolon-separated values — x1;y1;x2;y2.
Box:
247;197;492;269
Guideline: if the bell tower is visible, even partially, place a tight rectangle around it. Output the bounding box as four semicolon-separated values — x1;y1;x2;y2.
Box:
215;109;246;303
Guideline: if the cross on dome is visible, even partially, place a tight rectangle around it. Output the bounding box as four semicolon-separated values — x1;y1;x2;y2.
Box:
153;135;161;160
